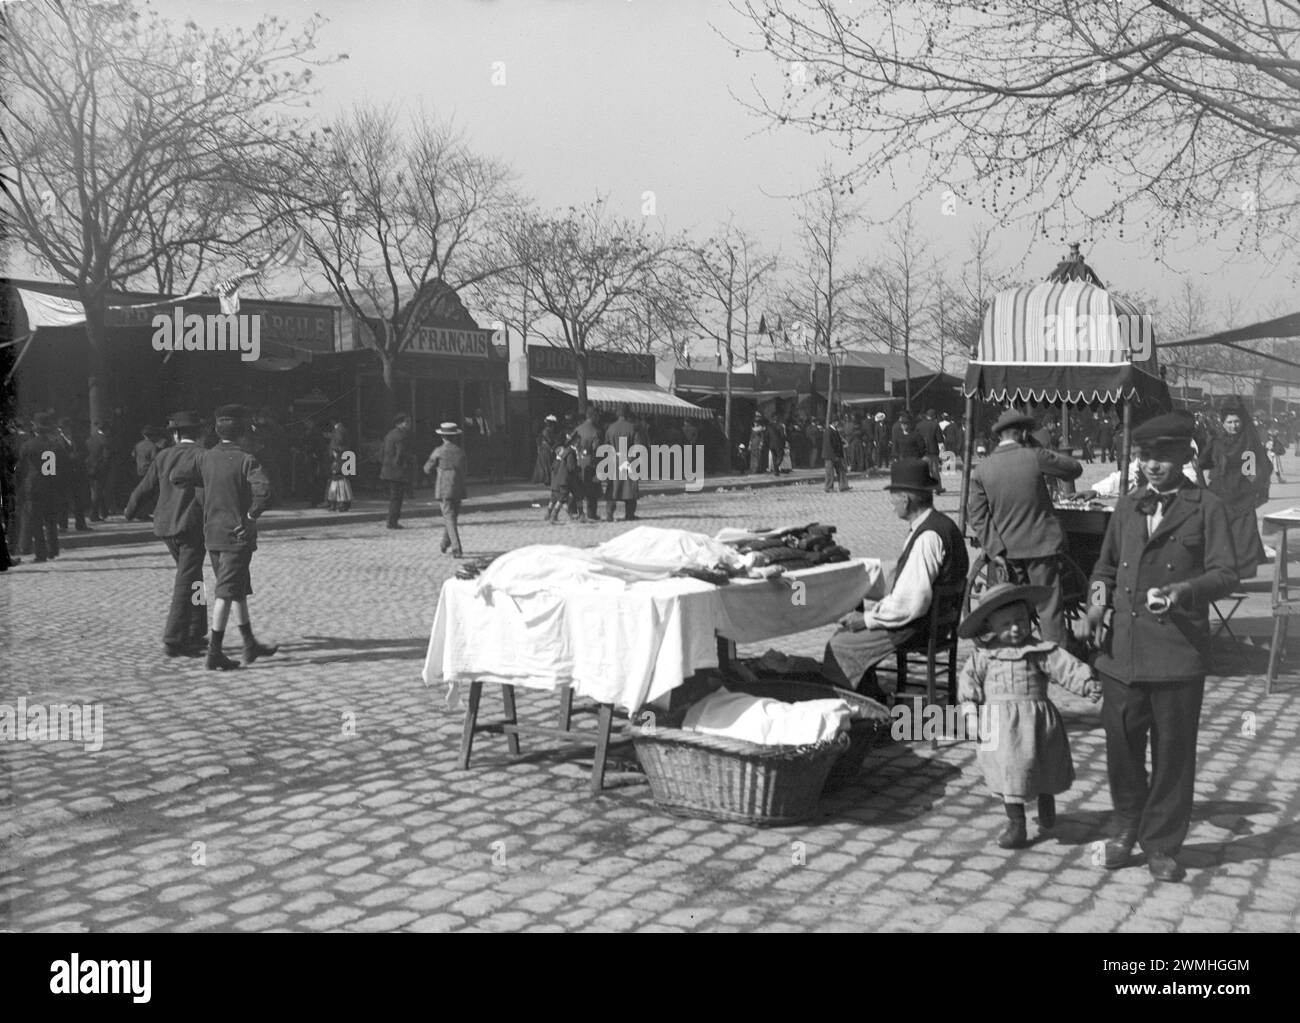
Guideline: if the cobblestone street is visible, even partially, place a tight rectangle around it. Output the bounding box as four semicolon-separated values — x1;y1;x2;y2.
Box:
3;468;1299;933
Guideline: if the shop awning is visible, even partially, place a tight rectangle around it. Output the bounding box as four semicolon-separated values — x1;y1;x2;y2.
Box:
674;385;799;400
839;393;895;405
534;377;712;419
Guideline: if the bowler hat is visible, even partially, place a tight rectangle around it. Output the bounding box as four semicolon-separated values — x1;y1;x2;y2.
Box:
215;404;247;422
1132;412;1194;447
884;458;938;493
990;409;1036;435
958;582;1053;639
436;421;462;436
167;410;201;429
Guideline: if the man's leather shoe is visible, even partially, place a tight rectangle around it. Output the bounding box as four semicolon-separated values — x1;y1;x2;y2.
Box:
1147;853;1185;883
997;819;1029;849
1103;832;1138;869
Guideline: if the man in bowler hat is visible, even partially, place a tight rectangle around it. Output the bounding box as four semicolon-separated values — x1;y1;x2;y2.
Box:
1076;412;1236;882
967;409;1083;644
125;411;209;657
173;405;278;671
381;413;413;529
822;459;969;698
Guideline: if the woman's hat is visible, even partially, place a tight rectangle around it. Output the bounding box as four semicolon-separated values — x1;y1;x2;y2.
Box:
436;421;462;436
958;582;1052;639
884;458;938;493
875;412;886;422
990;409;1036;435
544;414;558;423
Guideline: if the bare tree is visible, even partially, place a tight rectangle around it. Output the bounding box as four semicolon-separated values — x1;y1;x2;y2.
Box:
286;105;514;413
500;198;677;412
781;169;862;414
860;209;934;411
685;223;777;445
1;0;339;423
734;1;1300;255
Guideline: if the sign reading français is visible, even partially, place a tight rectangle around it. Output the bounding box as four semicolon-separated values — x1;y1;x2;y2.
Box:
408;325;492;359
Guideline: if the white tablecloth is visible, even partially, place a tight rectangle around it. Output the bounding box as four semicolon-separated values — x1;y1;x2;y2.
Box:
421;558;886;712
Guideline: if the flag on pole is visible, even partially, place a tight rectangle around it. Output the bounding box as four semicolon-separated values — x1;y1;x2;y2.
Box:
209;227;308;314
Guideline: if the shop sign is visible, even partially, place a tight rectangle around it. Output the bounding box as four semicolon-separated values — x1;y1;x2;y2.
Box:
528;346;654;382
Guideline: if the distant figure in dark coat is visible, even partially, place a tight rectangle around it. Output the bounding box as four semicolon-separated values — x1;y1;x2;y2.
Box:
603;406;645;521
822;420;847;492
380;413;413;529
125;410;209;658
18;412;61;562
1198;404;1269;579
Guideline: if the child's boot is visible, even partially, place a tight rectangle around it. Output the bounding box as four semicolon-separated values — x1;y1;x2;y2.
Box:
1036;794;1056;830
997;802;1029;849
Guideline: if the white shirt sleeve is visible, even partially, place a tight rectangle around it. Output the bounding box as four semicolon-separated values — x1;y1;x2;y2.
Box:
865;530;945;629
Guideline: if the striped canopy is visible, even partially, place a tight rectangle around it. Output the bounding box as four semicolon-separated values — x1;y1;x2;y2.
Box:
964;280;1167;405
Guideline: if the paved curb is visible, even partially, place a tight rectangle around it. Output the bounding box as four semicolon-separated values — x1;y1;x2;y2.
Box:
51;468;877;551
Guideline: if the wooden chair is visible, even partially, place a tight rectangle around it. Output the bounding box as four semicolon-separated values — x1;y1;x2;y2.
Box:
886;583;965;749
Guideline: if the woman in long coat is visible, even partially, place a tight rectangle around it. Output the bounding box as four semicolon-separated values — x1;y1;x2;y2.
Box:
1198;404;1269;579
532;416;560;486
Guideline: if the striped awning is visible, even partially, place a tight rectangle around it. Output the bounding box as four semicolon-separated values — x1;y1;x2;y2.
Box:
534;377;712;419
965;280;1166;404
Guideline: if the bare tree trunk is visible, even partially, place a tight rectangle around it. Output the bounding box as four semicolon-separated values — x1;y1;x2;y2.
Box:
81;296;109;427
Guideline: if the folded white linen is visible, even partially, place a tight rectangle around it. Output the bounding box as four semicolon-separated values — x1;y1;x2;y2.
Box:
594;526;748;574
680;687;852;746
473;545;669;599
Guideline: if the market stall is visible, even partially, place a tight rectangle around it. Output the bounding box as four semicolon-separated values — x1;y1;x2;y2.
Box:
959;247;1171;611
421;526;888;803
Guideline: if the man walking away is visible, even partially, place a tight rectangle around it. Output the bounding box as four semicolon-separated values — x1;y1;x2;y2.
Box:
174;405;277;671
125;410;209;658
381;413;413;530
424;422;468;557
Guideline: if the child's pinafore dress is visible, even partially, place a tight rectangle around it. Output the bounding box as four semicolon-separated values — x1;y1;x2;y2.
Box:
958;640;1095;799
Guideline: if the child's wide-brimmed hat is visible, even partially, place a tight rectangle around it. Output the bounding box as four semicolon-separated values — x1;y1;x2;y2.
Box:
958;582;1053;639
436;421;462;436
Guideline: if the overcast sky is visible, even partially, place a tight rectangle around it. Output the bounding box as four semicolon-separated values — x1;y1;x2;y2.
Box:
37;1;1300;332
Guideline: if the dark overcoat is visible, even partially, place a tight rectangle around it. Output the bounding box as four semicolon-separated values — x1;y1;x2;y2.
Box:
1090;484;1238;683
379;427;411;482
967;443;1082;558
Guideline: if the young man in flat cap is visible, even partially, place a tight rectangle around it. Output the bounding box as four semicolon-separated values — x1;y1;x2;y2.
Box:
967;409;1083;644
125;411;209;657
1077;412;1237;882
173;405;277;671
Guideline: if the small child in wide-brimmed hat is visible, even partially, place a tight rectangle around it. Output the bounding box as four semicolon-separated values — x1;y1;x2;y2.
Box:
957;583;1101;850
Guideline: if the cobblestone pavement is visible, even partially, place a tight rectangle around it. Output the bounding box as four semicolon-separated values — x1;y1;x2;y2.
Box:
3;461;1298;933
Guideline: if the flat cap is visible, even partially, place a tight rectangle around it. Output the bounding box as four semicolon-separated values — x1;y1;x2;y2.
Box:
1132;412;1194;447
215;404;247;421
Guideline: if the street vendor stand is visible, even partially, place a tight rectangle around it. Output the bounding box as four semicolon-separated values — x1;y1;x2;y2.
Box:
959;249;1170;608
422;550;886;794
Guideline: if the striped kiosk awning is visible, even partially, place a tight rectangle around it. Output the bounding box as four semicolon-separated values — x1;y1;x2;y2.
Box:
964;280;1168;405
534;378;713;419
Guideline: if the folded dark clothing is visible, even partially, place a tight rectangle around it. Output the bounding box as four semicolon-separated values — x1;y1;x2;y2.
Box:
675;566;731;585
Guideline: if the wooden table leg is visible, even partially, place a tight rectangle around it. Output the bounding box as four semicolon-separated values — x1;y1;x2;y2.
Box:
557;684;573;731
590;702;615;795
716;634;736;673
457;681;483;770
501;684;521;754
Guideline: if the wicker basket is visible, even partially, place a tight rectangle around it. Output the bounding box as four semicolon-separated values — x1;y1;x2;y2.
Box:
632;721;849;827
724;678;892;791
